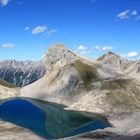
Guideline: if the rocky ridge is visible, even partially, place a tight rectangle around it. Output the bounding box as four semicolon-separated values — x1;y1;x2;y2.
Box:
0;60;46;87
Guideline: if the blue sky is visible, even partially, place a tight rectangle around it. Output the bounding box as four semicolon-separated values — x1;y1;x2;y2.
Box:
0;0;140;60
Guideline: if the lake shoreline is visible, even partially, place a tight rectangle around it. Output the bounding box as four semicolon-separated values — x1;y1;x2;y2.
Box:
0;97;111;139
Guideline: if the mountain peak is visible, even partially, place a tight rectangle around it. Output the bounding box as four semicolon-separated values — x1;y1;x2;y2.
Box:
97;51;129;72
97;51;119;62
107;51;115;55
50;43;68;50
45;43;77;71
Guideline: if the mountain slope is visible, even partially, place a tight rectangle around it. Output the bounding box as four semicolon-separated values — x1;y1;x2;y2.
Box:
97;51;130;72
0;85;19;100
20;44;140;114
0;78;16;88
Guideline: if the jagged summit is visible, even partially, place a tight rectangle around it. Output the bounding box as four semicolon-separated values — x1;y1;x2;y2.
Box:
46;43;77;58
48;43;69;50
45;43;77;72
107;51;115;55
97;51;120;61
1;59;33;66
97;51;129;72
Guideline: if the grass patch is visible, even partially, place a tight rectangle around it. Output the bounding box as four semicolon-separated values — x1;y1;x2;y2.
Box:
0;78;16;88
106;92;140;112
72;60;98;90
101;79;131;90
101;78;140;113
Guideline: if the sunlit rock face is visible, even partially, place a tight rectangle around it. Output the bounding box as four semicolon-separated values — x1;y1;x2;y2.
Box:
0;85;19;100
0;60;46;87
45;43;77;72
97;51;130;72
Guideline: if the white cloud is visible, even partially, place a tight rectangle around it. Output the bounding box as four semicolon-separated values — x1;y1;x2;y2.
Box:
127;51;138;57
1;43;16;48
77;45;87;51
117;9;138;20
75;45;90;55
131;10;137;16
24;26;29;31
0;0;10;6
75;44;113;56
32;25;47;35
117;10;130;19
47;29;59;36
101;46;113;51
93;45;113;51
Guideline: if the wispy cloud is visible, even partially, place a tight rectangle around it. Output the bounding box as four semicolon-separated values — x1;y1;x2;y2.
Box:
24;26;29;31
75;45;89;55
77;45;87;51
117;9;140;20
117;10;130;19
0;0;10;6
32;25;47;35
1;43;16;48
93;45;113;51
47;29;59;36
131;10;137;16
122;51;138;58
29;25;60;36
127;51;138;57
75;44;113;55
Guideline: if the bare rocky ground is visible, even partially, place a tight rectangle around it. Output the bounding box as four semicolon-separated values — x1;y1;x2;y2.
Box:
60;112;140;140
0;85;19;100
0;121;44;140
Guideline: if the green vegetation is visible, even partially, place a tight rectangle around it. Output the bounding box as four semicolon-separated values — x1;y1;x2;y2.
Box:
72;60;98;90
101;79;132;90
106;92;140;113
100;78;140;113
0;78;16;88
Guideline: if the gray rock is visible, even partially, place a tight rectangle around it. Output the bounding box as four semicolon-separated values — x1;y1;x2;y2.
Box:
0;60;46;87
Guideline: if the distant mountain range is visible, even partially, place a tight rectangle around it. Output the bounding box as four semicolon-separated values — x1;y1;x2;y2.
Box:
0;60;46;86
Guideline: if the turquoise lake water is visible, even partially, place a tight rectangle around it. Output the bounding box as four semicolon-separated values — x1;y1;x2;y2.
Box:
0;98;111;139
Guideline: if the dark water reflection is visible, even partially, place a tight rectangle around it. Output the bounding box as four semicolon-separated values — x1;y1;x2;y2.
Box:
0;98;111;139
